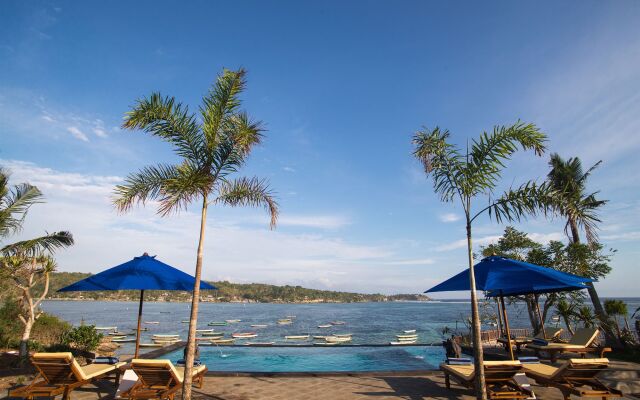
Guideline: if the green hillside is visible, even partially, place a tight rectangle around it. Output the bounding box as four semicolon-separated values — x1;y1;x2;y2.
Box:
33;272;430;303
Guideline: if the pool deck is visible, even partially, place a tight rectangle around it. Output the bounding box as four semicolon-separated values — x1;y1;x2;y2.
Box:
3;368;638;399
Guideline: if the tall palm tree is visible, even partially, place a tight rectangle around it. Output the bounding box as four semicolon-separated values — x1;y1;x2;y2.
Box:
546;154;612;341
0;169;74;359
556;298;576;335
412;122;553;400
114;68;278;400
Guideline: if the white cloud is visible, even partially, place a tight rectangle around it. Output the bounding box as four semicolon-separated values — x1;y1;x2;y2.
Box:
1;160;435;293
277;215;350;229
601;231;640;242
282;166;296;173
439;213;460;223
66;126;89;142
436;231;564;252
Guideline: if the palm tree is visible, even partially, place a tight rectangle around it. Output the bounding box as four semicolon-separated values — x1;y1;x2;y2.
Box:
114;68;278;400
556;298;576;335
412;122;553;400
0;169;74;359
546;154;612;341
576;305;597;329
604;299;629;340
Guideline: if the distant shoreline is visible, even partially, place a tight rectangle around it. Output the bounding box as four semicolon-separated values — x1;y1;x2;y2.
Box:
44;298;434;304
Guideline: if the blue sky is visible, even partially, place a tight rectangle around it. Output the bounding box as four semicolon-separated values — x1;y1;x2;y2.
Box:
1;1;639;296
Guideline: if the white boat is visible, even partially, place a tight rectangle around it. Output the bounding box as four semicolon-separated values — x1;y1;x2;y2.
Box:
396;334;418;339
390;340;416;345
403;330;416;334
152;334;180;338
334;334;352;338
317;324;332;328
139;343;163;347
108;332;130;336
112;338;136;343
226;319;241;323
232;332;257;338
109;336;127;340
285;335;309;340
200;332;224;337
95;326;117;331
144;321;160;325
277;319;293;325
251;324;268;328
313;335;328;339
314;341;338;346
181;320;190;323
208;321;227;326
195;329;214;333
286;315;296;319
245;342;275;346
325;336;351;343
330;321;346;325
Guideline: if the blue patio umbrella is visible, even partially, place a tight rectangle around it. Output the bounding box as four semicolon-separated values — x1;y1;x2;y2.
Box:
425;256;593;359
58;253;216;357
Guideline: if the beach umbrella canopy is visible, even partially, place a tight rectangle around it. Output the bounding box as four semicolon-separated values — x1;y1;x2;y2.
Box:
425;255;593;360
58;253;216;357
425;255;593;297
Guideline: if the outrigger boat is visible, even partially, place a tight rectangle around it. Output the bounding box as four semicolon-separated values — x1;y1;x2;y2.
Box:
313;335;328;340
396;334;418;339
251;324;268;328
152;334;180;338
210;338;234;344
334;334;352;338
232;332;257;339
330;321;346;325
208;321;228;326
200;332;224;337
109;336;127;340
390;340;416;345
317;324;332;328
95;326;118;331
132;327;149;332
108;331;130;336
144;321;160;325
245;342;275;346
325;336;351;343
139;343;163;347
314;341;338;346
285;335;309;340
226;319;241;323
403;329;416;334
195;329;214;333
277;319;293;325
112;338;136;343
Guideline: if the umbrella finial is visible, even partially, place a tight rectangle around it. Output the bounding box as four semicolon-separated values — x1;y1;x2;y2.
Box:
143;252;149;256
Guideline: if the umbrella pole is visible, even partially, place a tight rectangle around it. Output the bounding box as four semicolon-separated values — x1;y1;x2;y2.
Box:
535;297;546;339
495;298;504;337
134;290;144;358
499;295;514;361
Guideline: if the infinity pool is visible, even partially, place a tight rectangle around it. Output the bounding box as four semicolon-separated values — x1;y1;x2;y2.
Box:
164;345;445;372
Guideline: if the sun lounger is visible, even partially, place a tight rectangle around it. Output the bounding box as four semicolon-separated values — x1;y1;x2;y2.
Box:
441;360;533;399
522;358;623;399
8;352;125;400
497;327;564;353
122;359;207;400
528;328;610;362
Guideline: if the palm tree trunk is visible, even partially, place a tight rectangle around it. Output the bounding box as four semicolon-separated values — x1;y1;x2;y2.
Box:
182;195;208;400
467;221;487;400
568;219;619;347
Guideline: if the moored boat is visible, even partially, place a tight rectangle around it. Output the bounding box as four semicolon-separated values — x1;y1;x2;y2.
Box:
232;332;257;338
325;336;351;343
195;329;214;333
95;326;118;331
245;342;274;346
144;321;160;325
210;338;234;344
403;329;416;334
317;324;332;328
277;319;293;325
285;335;309;340
330;321;346;325
112;338;136;343
251;324;268;328
208;321;228;326
226;319;241;323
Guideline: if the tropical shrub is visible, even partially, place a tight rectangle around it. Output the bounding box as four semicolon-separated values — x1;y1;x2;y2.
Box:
62;325;102;352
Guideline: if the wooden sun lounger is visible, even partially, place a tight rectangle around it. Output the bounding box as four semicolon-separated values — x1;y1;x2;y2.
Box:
121;359;207;400
522;358;623;399
528;327;610;362
441;360;532;399
8;352;125;400
497;327;564;353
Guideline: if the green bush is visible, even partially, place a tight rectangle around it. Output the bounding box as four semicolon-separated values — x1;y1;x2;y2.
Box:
0;299;22;349
32;313;71;346
62;325;102;352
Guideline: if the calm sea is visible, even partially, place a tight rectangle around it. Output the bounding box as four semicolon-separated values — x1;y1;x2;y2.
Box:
41;298;640;357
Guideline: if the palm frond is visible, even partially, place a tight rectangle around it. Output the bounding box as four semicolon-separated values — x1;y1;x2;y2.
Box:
412;127;466;203
123;93;204;161
476;181;556;224
467;121;546;195
2;231;74;258
156;161;211;216
113;164;181;213
0;181;43;238
228;111;265;155
214;177;279;229
201;68;246;151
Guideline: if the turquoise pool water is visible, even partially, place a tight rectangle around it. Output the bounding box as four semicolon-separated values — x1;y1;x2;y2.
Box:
163;345;445;372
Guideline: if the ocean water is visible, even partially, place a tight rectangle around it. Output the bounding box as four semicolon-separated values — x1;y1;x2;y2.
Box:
41;298;639;372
